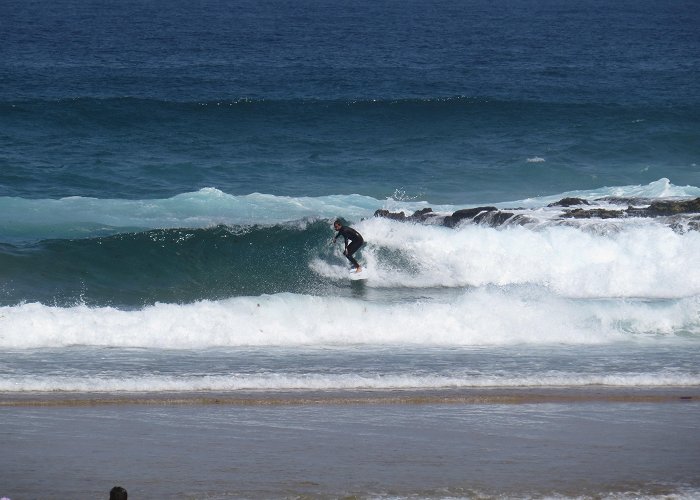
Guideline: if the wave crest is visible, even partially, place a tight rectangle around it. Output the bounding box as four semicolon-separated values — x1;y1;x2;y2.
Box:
1;290;698;349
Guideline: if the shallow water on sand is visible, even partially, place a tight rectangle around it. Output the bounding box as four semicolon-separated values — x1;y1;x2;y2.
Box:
1;400;699;499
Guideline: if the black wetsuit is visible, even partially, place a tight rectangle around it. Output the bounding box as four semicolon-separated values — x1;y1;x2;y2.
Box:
334;225;364;268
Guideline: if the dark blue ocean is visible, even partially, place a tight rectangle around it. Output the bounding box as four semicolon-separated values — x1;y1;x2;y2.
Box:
1;1;700;498
2;0;699;205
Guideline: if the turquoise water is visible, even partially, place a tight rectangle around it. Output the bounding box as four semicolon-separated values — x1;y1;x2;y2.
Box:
2;0;699;394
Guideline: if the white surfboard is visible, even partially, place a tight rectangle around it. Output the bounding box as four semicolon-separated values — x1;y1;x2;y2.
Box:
349;268;367;280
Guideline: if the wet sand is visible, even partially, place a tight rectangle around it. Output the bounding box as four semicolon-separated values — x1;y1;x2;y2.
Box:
1;386;698;407
1;388;699;499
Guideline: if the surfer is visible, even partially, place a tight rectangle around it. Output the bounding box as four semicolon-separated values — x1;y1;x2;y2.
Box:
333;219;364;272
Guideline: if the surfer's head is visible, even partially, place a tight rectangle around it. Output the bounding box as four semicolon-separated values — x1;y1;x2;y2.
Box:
333;219;342;230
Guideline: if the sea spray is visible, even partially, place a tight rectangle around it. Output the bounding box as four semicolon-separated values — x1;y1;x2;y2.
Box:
1;290;698;349
328;217;700;298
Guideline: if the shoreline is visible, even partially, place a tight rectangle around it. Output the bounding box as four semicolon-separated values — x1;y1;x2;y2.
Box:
2;386;697;407
4;387;699;498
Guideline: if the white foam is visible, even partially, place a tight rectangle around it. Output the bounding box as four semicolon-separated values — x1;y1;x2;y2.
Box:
2;371;698;392
347;217;700;298
501;177;700;209
0;290;697;349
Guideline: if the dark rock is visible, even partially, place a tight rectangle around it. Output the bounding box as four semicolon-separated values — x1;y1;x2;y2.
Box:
413;208;433;216
374;209;406;220
626;198;700;217
443;206;497;227
373;197;700;228
625;206;648;217
596;197;657;206
547;197;590;208
473;211;515;226
645;198;700;216
374;208;437;222
510;214;535;225
410;208;437;222
561;208;625;219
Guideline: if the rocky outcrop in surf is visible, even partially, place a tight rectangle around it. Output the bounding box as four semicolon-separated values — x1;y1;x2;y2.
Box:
561;198;700;219
372;206;528;227
374;206;528;227
374;197;700;230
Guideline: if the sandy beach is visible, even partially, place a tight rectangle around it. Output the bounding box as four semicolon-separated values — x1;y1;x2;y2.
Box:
0;386;698;407
2;388;699;499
